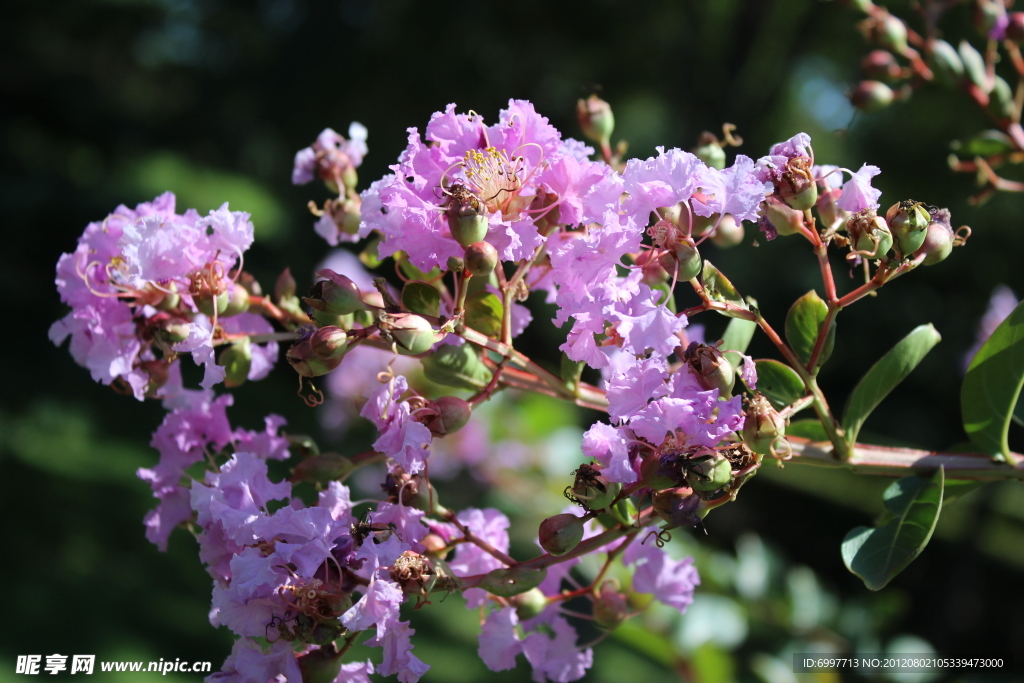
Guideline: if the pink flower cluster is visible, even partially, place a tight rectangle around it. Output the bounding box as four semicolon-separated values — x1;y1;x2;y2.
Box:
51;193;277;399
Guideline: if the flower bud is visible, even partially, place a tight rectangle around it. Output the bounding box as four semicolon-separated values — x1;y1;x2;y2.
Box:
652;486;701;528
297;645;344;683
568;463;621;511
321;197;362;238
538;513;585;556
218;338;252;388
275;267;297;302
779;157;818;211
988;76;1015;120
867;12;909;54
303;270;365;316
850;80;895;113
286;337;344;377
420;533;449;557
763;196;805;237
861;50;901;83
683;342;735;397
593;581;630;630
634;249;673;286
914;220;954;265
692;132;726;170
684;447;733;492
390;551;437;596
310;325;349;361
815;187;849;232
846;209;892;259
886;200;931;256
419;395;472;437
446;256;465;273
930;39;964;85
464;241;498;277
220;283;250;318
708;214;744;248
510;588;548;621
742;393;787;456
577;95;615;145
446;186;489;248
378;312;439;355
1009;13;1024;43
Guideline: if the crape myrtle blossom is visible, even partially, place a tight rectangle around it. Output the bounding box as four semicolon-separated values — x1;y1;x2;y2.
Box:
51;192;276;399
292;122;369;186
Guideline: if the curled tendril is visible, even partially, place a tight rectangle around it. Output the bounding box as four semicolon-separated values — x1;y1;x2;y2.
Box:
641;529;672;548
954;225;972;246
768;435;793;466
298;378;325;408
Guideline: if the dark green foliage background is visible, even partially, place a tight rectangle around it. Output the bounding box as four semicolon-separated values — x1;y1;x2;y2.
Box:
3;0;1024;679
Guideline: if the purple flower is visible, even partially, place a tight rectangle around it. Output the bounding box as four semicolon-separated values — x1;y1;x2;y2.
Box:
522;615;593;682
693;155;771;223
621;147;705;224
580;422;637;485
208;637;300;683
367;618;430;683
342;572;403;632
359;375;432;474
605;355;670;421
292;122;368;185
622;540;700;613
837;164;882;212
479;606;523;671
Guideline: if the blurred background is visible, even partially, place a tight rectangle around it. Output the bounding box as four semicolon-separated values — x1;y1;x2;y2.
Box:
3;0;1024;680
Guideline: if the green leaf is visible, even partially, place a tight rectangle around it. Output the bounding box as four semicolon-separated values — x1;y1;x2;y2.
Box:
401;281;441;317
478;567;547;597
421;343;492;391
702;260;747;317
951;130;1015;158
843;324;941;445
753;359;806;409
786;419;828;441
785;290;834;368
560;353;584;393
962;300;1024;460
943;479;987;505
841;468;944;591
465;291;503;338
720;301;757;369
396;252;443;284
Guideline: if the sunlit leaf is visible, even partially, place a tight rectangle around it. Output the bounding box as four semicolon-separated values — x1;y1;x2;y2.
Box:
421;344;492;391
465;291;503;338
401;281;441;317
962;300;1024;460
753;359;805;409
702;260;747;317
843;324;941;446
785;290;833;369
842;468;944;591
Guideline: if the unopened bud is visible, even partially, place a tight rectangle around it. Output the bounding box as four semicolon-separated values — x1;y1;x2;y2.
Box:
218;338;252;388
275;267;297;302
779;157;818;211
220;283;250;318
709;214;744;248
304;270;365;316
989;76;1015;119
446;256;465;273
850;80;895;113
861;50;901;83
869;12;909;54
914;221;954;265
684;446;733;492
816;187;849;232
310;325;348;361
763;196;805;237
568;463;621;511
846;209;892;259
538;513;585;556
577;95;615;145
930;39;964;85
652;486;701;528
693;132;726;170
322;197;362;238
464;241;498;277
742;393;787;456
683;342;736;397
195;289;230;317
510;588;548;621
593;581;630;630
286;336;344;377
446;187;489;248
419;396;472;437
886;200;931;256
297;645;344;683
420;533;449;557
379;312;439;355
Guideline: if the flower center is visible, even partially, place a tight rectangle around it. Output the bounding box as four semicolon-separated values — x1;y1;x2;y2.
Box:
461;146;525;210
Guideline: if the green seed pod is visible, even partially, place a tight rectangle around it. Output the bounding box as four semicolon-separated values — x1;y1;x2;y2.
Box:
683;342;735;397
763;196;805;237
887;200;931;256
220;283;250;318
708;214;744;248
779;157;818;211
742;393;787;456
286;337;344;377
673;236;703;280
846;210;892;259
309;325;348;361
568;463;621;512
446;186;489;248
538;513;585;556
218;338;252;388
195;289;230;317
693;132;726;170
685;448;733;492
988;76;1015;120
930;39;964;85
510;588;548;621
